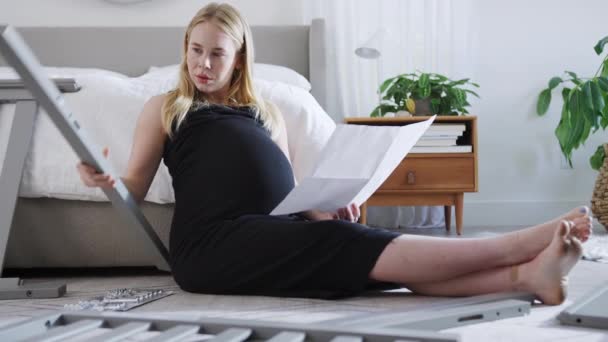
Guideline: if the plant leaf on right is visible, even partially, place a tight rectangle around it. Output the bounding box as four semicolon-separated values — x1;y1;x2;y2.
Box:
536;35;608;170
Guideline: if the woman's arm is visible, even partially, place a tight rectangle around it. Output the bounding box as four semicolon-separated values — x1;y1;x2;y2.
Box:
77;95;167;204
121;95;167;203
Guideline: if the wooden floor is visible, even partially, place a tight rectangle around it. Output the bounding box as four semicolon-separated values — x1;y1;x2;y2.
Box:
0;225;607;341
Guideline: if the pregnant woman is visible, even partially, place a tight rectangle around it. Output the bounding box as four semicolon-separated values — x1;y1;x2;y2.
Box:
78;2;592;304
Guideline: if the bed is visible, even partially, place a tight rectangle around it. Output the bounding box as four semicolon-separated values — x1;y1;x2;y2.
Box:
0;19;334;269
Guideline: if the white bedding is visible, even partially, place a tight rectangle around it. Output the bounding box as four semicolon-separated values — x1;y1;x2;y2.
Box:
0;67;335;204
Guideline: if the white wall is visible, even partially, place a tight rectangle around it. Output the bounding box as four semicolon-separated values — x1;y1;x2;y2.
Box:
463;0;607;227
0;0;301;26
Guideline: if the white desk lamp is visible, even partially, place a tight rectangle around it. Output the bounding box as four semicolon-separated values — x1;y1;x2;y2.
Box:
355;28;389;116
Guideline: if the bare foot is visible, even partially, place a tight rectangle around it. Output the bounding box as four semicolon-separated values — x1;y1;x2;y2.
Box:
560;206;593;242
519;220;583;305
504;207;591;265
561;206;590;221
568;216;593;242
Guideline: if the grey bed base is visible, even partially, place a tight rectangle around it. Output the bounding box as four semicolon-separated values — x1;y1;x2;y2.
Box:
0;21;325;269
5;198;173;269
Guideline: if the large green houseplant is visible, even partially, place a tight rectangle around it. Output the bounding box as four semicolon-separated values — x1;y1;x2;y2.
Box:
536;35;608;170
370;71;479;117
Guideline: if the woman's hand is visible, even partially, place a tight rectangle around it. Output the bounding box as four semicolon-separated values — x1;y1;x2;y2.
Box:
333;203;361;222
76;147;115;189
302;203;361;222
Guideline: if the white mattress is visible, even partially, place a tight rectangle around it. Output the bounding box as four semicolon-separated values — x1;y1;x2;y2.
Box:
0;66;335;204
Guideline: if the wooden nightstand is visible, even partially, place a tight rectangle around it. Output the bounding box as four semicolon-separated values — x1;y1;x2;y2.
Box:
345;116;478;235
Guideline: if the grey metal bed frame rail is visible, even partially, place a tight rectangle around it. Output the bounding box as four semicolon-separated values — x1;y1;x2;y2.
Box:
0;292;536;342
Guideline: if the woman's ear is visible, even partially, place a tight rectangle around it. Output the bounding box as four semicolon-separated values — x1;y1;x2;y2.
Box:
235;53;244;70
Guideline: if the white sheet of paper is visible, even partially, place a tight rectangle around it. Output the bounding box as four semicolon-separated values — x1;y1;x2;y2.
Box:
271;116;436;215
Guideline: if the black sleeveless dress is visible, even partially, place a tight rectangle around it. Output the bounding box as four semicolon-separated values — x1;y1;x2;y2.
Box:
162;104;400;298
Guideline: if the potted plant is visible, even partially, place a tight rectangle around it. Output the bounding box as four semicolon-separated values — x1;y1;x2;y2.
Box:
536;35;608;170
370;71;480;117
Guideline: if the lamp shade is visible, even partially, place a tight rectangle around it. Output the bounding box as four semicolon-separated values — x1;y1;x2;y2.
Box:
355;28;389;59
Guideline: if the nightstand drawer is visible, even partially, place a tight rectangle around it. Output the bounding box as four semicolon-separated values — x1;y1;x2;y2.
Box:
379;157;475;190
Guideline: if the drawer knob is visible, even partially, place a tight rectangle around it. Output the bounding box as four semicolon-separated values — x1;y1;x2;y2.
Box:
407;171;416;184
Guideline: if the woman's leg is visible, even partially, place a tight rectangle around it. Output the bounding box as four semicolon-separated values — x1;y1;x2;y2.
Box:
404;221;583;305
369;208;591;284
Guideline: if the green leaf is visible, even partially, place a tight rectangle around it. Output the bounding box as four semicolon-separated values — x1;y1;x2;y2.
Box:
419;85;431;98
567;89;589;150
561;97;571;122
580;119;592;148
549;77;563;90
370;106;381;117
603;58;608;78
602;98;608;129
582;81;595;113
580;82;598;126
566;71;582;85
464;89;480;98
418;74;431;98
419;73;430;88
555;118;573;165
370;104;399;117
453;89;466;106
379;77;396;94
591;81;605;115
449;78;471;86
562;87;572;102
566;71;578;79
571;112;587;149
601;113;608;129
590;145;606;170
598;77;608;92
594;36;608;55
430;98;441;114
568;89;583;124
537;89;552;115
432;74;448;82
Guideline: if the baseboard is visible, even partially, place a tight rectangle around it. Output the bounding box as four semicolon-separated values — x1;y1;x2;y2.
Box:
461;200;601;229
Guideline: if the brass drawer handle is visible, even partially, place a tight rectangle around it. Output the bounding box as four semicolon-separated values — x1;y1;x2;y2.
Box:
407;171;416;184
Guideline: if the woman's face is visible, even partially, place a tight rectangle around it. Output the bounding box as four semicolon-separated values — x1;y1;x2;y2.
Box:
186;21;241;102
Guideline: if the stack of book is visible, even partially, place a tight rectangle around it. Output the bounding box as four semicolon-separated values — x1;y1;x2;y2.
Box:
411;123;472;153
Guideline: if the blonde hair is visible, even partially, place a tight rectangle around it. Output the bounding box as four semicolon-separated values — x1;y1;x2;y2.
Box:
161;2;280;139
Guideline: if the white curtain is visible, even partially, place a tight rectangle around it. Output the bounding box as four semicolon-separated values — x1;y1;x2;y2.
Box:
301;0;477;228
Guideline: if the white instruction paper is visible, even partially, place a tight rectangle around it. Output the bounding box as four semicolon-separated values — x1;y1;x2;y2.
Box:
271;116;436;215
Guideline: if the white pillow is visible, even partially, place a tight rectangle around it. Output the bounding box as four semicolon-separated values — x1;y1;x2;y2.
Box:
0;67;175;204
146;63;312;91
254;63;312;91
